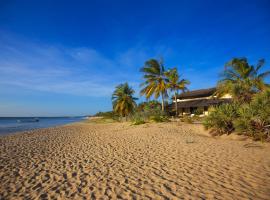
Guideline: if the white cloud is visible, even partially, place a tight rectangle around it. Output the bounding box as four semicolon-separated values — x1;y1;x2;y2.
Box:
0;30;178;100
0;33;168;97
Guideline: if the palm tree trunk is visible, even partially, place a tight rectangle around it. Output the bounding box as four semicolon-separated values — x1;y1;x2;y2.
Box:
161;93;164;112
174;92;178;117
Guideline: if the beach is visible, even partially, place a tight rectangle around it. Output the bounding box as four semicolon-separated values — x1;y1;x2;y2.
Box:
1;120;270;199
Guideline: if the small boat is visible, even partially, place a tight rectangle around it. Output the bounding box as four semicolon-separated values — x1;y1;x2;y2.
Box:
17;118;39;123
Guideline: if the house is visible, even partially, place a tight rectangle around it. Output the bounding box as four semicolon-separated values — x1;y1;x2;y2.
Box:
168;87;232;116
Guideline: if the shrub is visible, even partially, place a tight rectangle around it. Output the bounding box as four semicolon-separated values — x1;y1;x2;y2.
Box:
132;119;146;125
149;114;169;123
194;107;204;116
234;90;270;141
131;112;146;125
180;115;194;124
132;101;169;123
94;111;120;121
203;103;239;135
136;100;161;112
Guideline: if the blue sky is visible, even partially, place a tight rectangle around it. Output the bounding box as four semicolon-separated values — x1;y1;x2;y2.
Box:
0;0;270;116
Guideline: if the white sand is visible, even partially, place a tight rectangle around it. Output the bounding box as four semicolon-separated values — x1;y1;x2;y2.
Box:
0;121;270;199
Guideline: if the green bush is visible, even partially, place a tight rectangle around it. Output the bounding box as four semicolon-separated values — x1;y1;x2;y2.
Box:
180;115;194;124
131;112;146;125
94;111;120;121
194;107;204;116
149;114;169;123
132;119;146;125
136;100;161;112
203;103;239;135
234;90;270;141
131;101;170;123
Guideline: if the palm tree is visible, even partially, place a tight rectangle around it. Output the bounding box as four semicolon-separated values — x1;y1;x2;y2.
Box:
140;59;168;111
165;68;190;117
217;58;270;103
112;83;137;120
251;59;270;91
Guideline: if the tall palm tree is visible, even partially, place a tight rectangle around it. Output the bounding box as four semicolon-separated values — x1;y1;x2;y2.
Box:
165;68;190;117
112;83;137;120
217;58;270;103
140;59;168;111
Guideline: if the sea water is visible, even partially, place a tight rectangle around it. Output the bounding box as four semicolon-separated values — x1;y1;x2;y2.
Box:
0;117;85;135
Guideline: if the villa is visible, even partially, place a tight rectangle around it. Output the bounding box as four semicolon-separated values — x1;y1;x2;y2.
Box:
168;87;232;116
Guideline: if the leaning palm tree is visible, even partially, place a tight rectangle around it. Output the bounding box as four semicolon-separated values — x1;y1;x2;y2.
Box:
112;83;137;120
217;58;270;103
140;59;168;111
165;68;190;117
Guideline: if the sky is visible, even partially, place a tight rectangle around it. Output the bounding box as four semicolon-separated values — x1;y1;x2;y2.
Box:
0;0;270;116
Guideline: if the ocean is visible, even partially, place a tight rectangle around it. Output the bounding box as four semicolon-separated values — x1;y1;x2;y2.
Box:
0;117;86;135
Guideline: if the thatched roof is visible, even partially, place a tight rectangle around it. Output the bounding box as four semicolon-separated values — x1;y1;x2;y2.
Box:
176;87;216;99
168;98;231;110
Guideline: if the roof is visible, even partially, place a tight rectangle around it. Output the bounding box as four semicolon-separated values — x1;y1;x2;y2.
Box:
176;87;216;99
168;98;232;110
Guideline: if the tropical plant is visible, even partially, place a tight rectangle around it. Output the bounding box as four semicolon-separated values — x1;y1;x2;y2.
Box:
234;89;270;141
140;59;168;111
217;58;270;103
180;115;194;124
112;83;137;120
149;114;169;123
131;112;146;125
194;107;204;116
251;59;270;91
94;111;120;121
136;100;161;112
165;68;190;117
131;100;169;124
203;103;239;135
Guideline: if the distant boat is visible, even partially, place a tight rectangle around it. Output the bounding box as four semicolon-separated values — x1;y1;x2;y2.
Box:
17;118;39;123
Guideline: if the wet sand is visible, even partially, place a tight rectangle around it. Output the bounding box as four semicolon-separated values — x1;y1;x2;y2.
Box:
1;121;270;199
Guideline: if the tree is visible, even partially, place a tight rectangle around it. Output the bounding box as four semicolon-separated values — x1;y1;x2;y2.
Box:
251;59;270;91
217;58;270;103
165;68;190;117
112;83;137;120
140;59;168;111
136;100;161;112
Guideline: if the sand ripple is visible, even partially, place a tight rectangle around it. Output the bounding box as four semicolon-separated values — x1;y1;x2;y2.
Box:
1;122;270;199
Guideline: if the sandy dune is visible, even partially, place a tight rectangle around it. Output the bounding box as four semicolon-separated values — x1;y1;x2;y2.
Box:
1;121;270;199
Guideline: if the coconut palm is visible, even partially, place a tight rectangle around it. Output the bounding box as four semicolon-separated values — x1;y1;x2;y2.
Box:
217;58;270;103
251;59;270;91
112;83;137;120
140;59;168;111
165;68;190;117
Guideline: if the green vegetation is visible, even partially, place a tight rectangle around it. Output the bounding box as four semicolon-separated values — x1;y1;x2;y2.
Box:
204;57;270;141
180;115;194;124
140;59;168;111
139;59;189;115
131;100;169;125
193;107;204;116
112;83;137;120
87;117;116;123
93;111;120;121
102;56;270;140
165;68;190;116
234;90;270;141
94;111;118;118
203;103;239;135
216;58;270;103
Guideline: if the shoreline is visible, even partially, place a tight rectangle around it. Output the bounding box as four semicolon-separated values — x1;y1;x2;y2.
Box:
1;120;270;199
0;119;254;143
0;117;87;136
